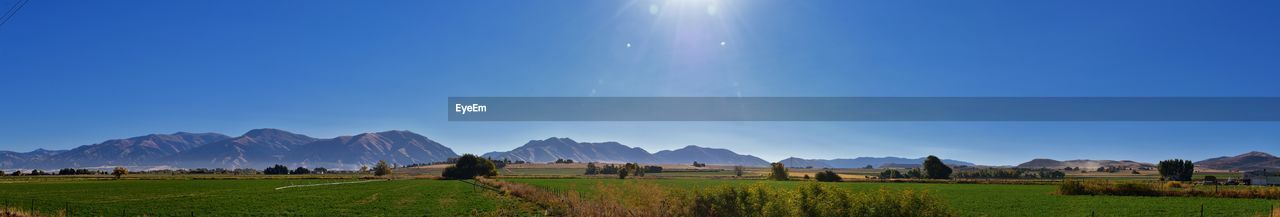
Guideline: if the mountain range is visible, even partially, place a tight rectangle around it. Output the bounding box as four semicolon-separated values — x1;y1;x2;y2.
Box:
481;137;770;166
3;129;1279;172
779;157;976;169
1015;159;1155;169
0;129;457;170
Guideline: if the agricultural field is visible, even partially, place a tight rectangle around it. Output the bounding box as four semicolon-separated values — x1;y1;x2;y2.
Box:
505;178;1280;217
0;178;538;216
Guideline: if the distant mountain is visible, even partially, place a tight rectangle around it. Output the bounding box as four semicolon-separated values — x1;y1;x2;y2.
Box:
653;145;769;166
166;129;318;169
778;157;975;169
289;130;457;168
779;157;832;168
1196;151;1280;171
46;132;230;168
0;149;66;169
482;137;656;163
1016;158;1154;169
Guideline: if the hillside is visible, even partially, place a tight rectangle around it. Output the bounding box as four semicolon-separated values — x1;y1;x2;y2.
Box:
482;137;657;163
166;129;318;169
653;145;770;166
1196;151;1280;171
779;156;975;169
1016;159;1154;169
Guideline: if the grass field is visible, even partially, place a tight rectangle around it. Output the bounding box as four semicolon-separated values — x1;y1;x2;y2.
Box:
0;178;537;216
504;178;1280;217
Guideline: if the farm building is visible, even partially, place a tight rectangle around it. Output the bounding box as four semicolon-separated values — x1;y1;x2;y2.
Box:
1242;169;1280;186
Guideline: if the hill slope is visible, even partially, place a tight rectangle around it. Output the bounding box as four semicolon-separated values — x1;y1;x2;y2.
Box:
1016;159;1154;169
166;129;318;169
1196;151;1280;171
289;130;458;168
46;132;230;168
652;145;770;166
482;137;656;163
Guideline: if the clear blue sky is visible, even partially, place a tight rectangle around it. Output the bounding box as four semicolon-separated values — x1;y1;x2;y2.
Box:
2;1;1279;165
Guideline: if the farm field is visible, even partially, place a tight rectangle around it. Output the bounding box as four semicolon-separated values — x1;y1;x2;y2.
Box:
504;178;1280;217
0;178;537;216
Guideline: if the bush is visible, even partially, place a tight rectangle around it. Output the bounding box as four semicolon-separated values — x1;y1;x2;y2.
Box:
441;154;496;179
815;170;842;182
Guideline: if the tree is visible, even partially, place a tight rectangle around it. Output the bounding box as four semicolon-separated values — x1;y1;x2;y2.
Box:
374;160;394;177
112;166;128;180
585;162;599;175
769;162;789;181
879;169;904;179
803;174;810;180
292;167;311;175
264;165;290;175
863;165;874;169
313;167;328;174
815;170;842;182
1158;159;1194;181
618;167;630;179
733;165;746;177
906;168;923;179
441;154;497;179
359;166;369;174
922;155;952;179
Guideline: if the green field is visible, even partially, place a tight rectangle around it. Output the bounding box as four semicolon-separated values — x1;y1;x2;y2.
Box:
0;178;536;216
505;178;1280;217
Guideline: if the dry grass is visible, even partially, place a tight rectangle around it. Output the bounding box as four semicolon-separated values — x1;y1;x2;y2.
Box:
0;207;36;217
478;178;955;217
1060;179;1280;199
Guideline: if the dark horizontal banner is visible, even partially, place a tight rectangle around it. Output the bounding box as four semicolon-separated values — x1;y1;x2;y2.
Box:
447;97;1280;121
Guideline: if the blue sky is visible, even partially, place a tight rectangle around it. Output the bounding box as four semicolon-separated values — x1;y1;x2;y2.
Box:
2;1;1279;165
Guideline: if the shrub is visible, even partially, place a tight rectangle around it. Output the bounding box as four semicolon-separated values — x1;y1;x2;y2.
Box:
441;154;496;179
815;170;842;182
733;165;745;177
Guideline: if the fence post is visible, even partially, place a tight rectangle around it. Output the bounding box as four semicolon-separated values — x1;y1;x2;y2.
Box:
1199;204;1203;217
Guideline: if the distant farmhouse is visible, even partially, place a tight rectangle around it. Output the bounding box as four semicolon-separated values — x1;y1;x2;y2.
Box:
1243;169;1280;186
